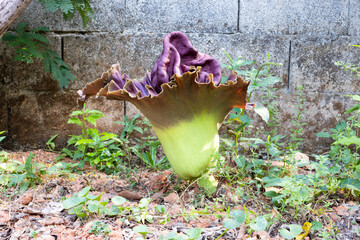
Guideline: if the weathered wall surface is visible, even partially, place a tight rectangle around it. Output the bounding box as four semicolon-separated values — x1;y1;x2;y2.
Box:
0;0;359;151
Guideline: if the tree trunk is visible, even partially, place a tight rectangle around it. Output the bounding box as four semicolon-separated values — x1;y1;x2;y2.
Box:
0;0;32;38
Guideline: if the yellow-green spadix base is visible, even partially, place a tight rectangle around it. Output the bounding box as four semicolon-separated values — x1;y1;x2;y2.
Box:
153;113;219;180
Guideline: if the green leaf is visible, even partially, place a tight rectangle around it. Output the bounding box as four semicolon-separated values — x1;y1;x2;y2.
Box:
107;205;121;216
63;196;82;209
185;228;202;240
87;202;99;213
59;0;74;14
234;155;246;168
85;114;104;126
73;205;86;218
250;216;267;231
279;224;303;239
16;22;28;33
334;136;360;146
139;198;151;208
75;139;95;145
155;205;166;214
254;103;269;123
348;95;360;101
41;0;59;12
78;186;91;197
316;132;332;138
263;191;280;198
111;196;127;206
67;118;82;126
223;210;245;229
311;221;323;231
86;193;102;201
345;104;360;114
133;225;150;235
340;178;360;191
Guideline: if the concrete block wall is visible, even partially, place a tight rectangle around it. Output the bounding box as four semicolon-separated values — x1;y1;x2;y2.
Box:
0;0;359;151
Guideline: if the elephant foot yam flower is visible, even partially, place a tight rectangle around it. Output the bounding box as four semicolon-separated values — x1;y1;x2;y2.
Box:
78;31;251;195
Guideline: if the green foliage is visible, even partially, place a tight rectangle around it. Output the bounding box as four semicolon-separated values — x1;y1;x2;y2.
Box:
249;216;267;231
279;224;303;239
133;225;151;239
159;228;202;240
115;114;144;139
64;105;128;172
62;187;158;226
38;0;94;27
221;51;282;158
2;22;76;88
131;198;154;224
62;186;110;219
132;140;167;170
316;95;360;194
223;210;245;229
0;153;46;194
61;106;169;174
29;228;39;238
88;221;112;237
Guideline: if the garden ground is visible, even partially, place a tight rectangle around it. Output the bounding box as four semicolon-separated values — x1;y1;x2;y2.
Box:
0;149;359;240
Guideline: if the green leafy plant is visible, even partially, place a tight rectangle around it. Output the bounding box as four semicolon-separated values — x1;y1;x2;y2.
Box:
0;131;7;160
219;209;245;238
133;140;167;169
29;228;39;238
39;0;94;27
65;106;146;173
221;51;282;158
115;114;144;139
2;22;76;88
133;225;151;240
159;228;202;240
279;224;303;239
0;153;46;194
131;198;154;224
45;134;58;152
316;95;360;194
62;187;110;219
88;220;112;238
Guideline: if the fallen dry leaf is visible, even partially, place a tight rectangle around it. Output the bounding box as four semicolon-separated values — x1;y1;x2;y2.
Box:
39;217;67;226
163;192;179;204
118;190;142;200
0;211;10;224
18;191;33;205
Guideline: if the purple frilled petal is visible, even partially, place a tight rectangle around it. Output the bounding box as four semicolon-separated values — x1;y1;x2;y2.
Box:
81;32;227;101
150;31;222;92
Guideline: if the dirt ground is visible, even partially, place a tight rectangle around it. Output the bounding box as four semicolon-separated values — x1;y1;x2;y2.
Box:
0;150;359;240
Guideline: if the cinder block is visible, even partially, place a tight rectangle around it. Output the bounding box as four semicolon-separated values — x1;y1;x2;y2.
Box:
349;0;360;36
63;33;165;90
0;36;62;92
247;90;347;153
189;33;290;88
290;36;360;93
239;0;349;36
125;0;238;33
13;0;126;32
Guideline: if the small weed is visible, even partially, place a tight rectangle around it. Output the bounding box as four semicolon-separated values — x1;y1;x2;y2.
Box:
0;153;46;196
88;220;112;238
62;186;110;219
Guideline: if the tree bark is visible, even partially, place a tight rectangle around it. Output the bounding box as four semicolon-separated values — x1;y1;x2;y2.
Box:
0;0;32;38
